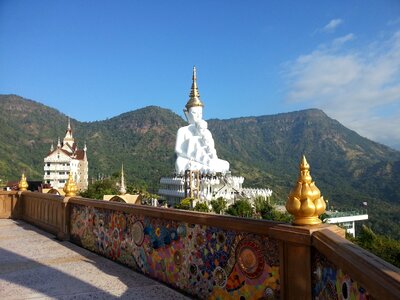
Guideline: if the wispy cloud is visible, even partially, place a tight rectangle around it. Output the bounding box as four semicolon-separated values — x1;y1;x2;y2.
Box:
284;32;400;149
322;19;343;33
387;17;400;26
332;33;354;47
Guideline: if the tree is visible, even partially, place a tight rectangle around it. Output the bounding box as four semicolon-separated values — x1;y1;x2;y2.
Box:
193;202;210;212
210;197;227;214
175;197;192;210
79;178;118;200
226;199;253;218
127;181;148;195
353;225;400;268
265;209;293;223
0;176;7;189
254;196;271;214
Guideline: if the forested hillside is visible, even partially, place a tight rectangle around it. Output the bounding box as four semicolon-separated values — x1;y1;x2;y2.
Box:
1;94;399;239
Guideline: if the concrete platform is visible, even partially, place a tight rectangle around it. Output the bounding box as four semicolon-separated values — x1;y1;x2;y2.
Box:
0;219;191;299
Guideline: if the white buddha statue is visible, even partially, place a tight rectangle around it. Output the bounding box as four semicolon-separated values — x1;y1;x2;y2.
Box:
175;67;230;175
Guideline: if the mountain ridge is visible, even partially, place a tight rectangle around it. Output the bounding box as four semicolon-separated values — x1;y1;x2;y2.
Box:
0;94;399;239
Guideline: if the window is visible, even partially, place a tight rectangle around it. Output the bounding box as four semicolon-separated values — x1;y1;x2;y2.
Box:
47;163;50;167
46;172;50;175
59;180;65;183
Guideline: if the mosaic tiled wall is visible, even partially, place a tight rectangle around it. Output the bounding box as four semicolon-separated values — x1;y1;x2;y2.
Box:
70;204;280;299
312;249;372;300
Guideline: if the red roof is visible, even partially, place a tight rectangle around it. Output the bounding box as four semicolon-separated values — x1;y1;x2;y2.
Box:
45;147;85;161
75;149;86;160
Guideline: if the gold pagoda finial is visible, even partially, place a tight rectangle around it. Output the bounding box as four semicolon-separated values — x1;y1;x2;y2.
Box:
63;172;78;197
18;173;29;191
286;155;326;225
185;66;204;111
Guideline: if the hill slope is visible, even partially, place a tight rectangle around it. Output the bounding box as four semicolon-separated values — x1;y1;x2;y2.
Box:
0;94;399;238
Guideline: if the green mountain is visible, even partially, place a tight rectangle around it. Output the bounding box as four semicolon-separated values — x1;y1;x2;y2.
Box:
1;94;399;239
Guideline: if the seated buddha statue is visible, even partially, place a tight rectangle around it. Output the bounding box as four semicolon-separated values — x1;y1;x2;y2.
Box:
175;67;230;175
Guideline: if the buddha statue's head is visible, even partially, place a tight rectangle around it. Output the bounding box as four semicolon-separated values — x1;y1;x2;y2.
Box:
185;106;203;124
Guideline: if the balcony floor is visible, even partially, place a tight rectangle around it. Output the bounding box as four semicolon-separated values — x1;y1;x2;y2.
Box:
0;219;191;299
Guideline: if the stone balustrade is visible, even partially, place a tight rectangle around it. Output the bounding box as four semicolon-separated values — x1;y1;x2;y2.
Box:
0;190;399;299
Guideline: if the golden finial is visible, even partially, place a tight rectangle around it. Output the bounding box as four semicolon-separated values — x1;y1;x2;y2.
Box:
286;155;326;225
18;173;29;191
63;172;78;196
185;66;204;111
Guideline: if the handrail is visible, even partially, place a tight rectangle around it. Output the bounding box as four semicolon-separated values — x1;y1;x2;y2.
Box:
1;191;399;299
20;191;68;239
313;228;400;300
69;196;281;237
0;191;20;218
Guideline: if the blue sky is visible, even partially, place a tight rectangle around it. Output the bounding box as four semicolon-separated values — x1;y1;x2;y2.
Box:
1;1;400;149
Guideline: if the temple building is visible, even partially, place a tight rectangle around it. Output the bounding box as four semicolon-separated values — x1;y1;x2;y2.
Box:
43;119;88;191
158;67;272;207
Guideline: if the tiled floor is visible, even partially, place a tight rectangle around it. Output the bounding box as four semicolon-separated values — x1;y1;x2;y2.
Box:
0;219;191;299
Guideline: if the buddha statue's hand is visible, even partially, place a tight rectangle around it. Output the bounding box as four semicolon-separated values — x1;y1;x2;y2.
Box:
195;120;208;132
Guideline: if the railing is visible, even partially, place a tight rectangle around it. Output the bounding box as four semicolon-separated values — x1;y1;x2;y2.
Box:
0;191;20;219
157;188;185;197
326;209;368;218
19;191;69;239
312;229;400;300
44;167;70;173
0;191;399;299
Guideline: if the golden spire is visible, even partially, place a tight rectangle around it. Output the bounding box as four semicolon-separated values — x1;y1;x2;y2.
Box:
63;172;78;197
286;155;326;225
185;66;204;111
18;173;29;191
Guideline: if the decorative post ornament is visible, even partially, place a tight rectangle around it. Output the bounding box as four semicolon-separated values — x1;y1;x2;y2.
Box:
63;172;78;196
18;173;29;191
286;155;326;225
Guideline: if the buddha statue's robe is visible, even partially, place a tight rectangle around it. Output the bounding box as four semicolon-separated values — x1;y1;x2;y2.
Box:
175;120;230;175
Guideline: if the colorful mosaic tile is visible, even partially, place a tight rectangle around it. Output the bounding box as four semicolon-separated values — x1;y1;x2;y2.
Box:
312;249;372;300
70;204;280;299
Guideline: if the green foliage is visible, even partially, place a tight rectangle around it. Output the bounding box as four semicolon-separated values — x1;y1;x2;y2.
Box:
254;196;271;213
126;181;159;201
352;225;400;268
226;199;254;218
79;179;118;200
210;197;227;214
0;175;7;189
193;202;210;212
253;196;292;222
175;197;192;210
319;212;329;222
263;209;293;223
127;181;148;194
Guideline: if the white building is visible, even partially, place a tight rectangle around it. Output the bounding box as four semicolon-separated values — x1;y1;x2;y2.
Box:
43;119;88;191
324;210;368;237
159;173;272;207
